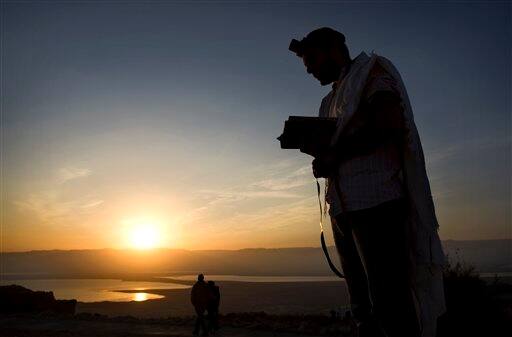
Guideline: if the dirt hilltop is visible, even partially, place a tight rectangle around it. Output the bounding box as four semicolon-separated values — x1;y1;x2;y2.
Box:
0;312;356;337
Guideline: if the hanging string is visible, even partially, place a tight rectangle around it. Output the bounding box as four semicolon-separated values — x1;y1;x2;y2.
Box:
316;178;324;231
316;178;344;279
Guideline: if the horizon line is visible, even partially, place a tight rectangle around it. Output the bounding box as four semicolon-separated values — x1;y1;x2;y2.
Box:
2;238;511;254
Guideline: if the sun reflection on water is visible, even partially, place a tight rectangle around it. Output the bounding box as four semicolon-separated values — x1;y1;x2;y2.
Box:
133;292;148;301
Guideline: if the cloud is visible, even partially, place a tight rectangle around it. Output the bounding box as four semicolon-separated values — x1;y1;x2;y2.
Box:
426;144;460;165
191;161;313;209
14;192;75;223
199;189;301;203
424;136;511;202
81;200;104;209
198;195;320;234
177;159;319;228
425;136;510;166
250;165;313;191
57;167;91;183
177;189;302;227
15;193;103;224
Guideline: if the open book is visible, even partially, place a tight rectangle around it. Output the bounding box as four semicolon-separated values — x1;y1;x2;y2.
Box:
277;116;337;156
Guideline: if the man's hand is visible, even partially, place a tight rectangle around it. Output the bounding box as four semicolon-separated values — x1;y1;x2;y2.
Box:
300;143;317;157
312;150;337;178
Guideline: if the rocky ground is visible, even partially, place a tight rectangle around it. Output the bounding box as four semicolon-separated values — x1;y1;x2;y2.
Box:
0;312;356;337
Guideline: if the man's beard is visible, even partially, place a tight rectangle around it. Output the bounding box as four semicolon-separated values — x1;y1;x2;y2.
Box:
318;61;342;86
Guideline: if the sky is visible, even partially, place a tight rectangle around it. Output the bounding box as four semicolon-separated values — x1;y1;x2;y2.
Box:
1;1;510;251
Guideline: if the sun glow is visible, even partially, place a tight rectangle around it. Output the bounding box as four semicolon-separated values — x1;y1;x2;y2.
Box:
129;224;159;249
121;214;176;250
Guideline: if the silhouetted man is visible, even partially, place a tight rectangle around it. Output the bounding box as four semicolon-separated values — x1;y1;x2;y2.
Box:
289;27;446;337
191;274;212;336
207;280;220;332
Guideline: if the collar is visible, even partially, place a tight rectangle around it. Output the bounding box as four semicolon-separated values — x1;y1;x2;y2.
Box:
331;60;352;91
331;52;370;91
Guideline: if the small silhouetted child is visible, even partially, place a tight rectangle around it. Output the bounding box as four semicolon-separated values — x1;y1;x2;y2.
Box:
207;280;220;332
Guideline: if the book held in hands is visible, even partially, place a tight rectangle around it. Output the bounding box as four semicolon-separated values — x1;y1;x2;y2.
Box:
277;116;337;156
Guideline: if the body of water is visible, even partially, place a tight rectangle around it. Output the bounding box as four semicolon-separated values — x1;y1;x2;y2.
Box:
3;272;509;303
160;275;342;282
0;279;189;302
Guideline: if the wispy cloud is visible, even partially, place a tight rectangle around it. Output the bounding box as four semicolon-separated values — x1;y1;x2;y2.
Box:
426;136;510;166
426;144;461;165
12;165;101;223
57;167;91;183
195;160;313;206
177;159;318;228
250;165;313;191
198;189;300;204
15;192;103;224
178;188;304;227
80;200;104;209
14;191;75;222
200;195;320;236
425;136;511;202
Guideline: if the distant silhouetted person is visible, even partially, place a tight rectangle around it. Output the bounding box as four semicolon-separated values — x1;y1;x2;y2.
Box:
343;310;352;322
207;280;220;332
289;27;446;337
191;274;212;336
329;309;338;323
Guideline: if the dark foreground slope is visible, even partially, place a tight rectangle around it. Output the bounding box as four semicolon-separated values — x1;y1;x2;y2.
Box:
0;313;355;337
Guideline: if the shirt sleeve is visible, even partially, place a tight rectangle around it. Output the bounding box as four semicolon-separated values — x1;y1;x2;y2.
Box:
361;62;404;130
337;62;404;144
363;62;401;102
318;91;334;117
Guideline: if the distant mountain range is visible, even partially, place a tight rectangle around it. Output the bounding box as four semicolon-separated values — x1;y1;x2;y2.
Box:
1;239;510;277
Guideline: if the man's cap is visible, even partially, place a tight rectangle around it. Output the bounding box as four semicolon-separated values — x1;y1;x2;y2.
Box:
289;27;346;57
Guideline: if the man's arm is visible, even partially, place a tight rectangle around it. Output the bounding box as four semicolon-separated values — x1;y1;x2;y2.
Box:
334;90;405;159
312;90;405;178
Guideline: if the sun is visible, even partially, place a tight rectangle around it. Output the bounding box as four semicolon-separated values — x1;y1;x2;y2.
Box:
130;225;158;249
121;215;173;250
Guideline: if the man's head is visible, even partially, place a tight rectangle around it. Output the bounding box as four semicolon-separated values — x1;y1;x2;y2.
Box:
289;27;350;85
197;274;204;282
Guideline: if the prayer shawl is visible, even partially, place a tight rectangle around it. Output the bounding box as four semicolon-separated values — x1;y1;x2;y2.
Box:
329;51;446;337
